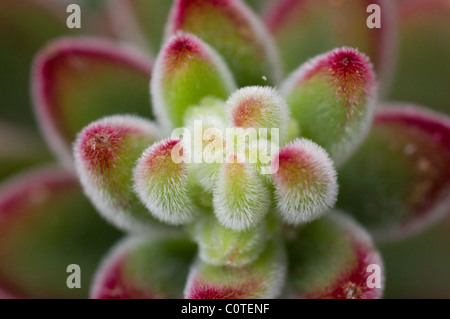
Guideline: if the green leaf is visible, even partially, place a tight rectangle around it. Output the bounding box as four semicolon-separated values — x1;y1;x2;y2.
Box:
265;0;396;93
281;47;377;165
184;238;286;299
74;115;168;233
285;212;384;299
0;167;121;298
167;0;282;87
152;32;236;129
91;235;196;299
32;37;154;167
338;104;450;240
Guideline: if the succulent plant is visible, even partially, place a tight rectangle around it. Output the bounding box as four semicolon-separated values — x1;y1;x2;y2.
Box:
1;0;449;299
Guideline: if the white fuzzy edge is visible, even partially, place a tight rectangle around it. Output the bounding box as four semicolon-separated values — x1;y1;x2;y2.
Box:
274;138;338;225
133;137;196;226
90;235;147;299
213;162;270;231
226;86;290;141
183;240;287;299
329;211;385;298
32;37;153;170
280;47;378;167
73;114;162;234
151;31;237;134
164;0;283;84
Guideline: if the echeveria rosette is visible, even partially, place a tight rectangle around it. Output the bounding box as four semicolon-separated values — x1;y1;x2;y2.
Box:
1;0;449;299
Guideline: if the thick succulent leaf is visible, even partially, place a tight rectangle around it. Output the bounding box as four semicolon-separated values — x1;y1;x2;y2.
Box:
389;0;450;114
167;0;282;87
0;167;121;298
281;47;377;165
152;32;235;130
91;235;196;299
213;157;270;231
108;0;173;54
32;37;154;167
338;104;450;240
265;0;396;92
74;115;168;233
0;123;51;181
272;139;338;225
194;214;267;267
226;86;290;142
134;138;197;225
285;212;384;299
0;0;71;127
184;239;286;299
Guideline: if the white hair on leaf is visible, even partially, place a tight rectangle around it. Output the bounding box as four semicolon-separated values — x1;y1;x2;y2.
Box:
73;114;165;233
272;138;338;225
133;137;197;225
213;157;270;231
226;86;290;142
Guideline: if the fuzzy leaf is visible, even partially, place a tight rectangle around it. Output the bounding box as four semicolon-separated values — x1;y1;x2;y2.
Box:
91;235;196;299
272;139;338;225
74;115;168;233
134;138;197;225
184;239;286;299
285;212;384;299
213;156;270;231
0;167;121;298
389;0;450;114
167;0;282;87
265;0;396;92
338;105;450;240
194;214;267;267
281;47;377;165
152;32;235;130
32;37;153;167
226;86;290;142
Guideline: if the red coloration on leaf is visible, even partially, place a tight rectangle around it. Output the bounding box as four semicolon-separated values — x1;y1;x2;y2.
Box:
0;168;76;228
273;146;315;188
163;33;210;73
232;97;264;128
32;38;152;166
79;125;137;176
92;253;157;299
301;48;374;109
0;168;78;298
304;242;382;299
375;106;450;150
143;139;184;175
187;278;258;299
375;105;450;222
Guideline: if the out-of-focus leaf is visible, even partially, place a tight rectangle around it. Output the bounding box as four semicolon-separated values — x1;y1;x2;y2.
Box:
0;167;121;298
338;104;450;240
